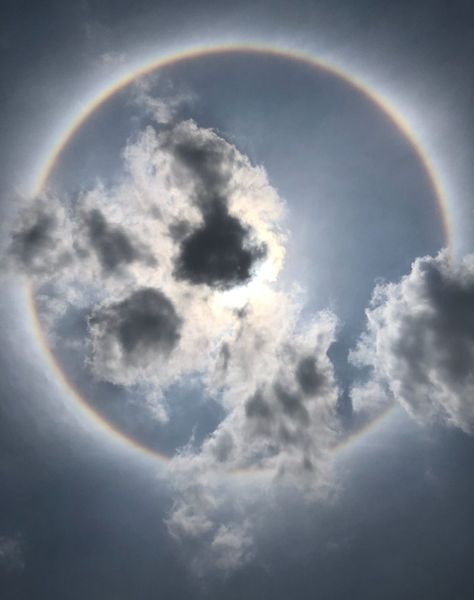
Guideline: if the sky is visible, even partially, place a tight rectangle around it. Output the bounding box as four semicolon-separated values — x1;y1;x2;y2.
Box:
1;1;474;598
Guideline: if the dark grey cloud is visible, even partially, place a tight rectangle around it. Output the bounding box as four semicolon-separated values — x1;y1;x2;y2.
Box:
351;252;474;433
209;429;235;463
168;219;192;242
166;121;244;210
245;383;311;434
274;382;310;425
245;389;272;421
89;287;182;362
244;353;329;428
296;355;325;396
5;203;157;282
205;317;339;479
243;353;331;465
10;213;55;265
171;135;236;204
84;208;156;273
215;342;231;378
173;200;266;289
6;205;71;276
163;122;267;289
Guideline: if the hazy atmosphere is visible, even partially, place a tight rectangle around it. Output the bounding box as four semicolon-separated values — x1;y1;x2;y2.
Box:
1;2;473;598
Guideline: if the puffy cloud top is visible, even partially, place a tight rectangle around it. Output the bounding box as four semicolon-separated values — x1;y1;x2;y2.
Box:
4;117;341;574
89;287;182;373
351;251;474;433
84;209;155;273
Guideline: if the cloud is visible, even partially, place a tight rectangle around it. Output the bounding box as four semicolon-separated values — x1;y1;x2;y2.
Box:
296;354;326;396
165;464;254;577
12;212;55;263
0;534;24;573
5;196;73;277
88;287;182;380
4;117;341;574
165;311;340;573
173;199;266;289
100;51;125;66
351;251;474;433
162;119;270;289
167;124;238;201
79;120;286;391
131;72;194;125
207;310;339;480
83;208;155;273
210;524;253;573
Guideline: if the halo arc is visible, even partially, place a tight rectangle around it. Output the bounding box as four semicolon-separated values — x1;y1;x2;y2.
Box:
27;43;451;466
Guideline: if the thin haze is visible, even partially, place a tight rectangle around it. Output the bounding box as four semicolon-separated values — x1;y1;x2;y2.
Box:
0;2;473;599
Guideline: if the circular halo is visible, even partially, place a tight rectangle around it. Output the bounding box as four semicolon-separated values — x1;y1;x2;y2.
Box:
26;43;451;466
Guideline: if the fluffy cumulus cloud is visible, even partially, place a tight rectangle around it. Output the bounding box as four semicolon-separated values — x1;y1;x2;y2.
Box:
165;463;255;576
351;251;474;433
82;208;156;273
131;73;194;125
7;120;287;392
88;287;182;379
3;117;342;573
165;309;340;574
5;94;474;575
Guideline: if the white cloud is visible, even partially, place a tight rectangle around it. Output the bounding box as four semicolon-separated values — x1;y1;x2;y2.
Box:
351;251;474;433
5;118;342;573
164;309;340;573
210;523;253;574
100;51;125;66
131;73;194;124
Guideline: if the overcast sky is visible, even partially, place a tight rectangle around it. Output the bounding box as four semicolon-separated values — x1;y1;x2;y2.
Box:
1;2;474;599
